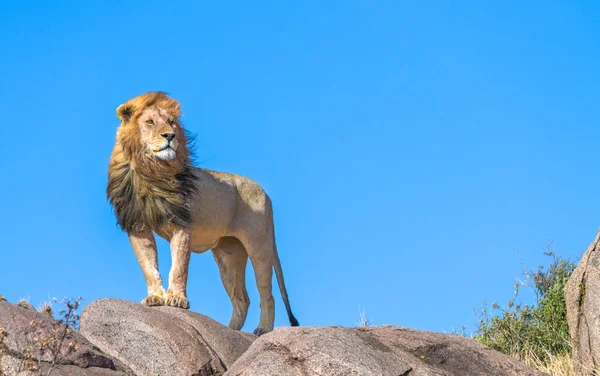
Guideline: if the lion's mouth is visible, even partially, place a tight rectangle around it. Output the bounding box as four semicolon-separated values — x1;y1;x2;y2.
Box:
154;147;177;161
152;141;177;161
157;142;176;152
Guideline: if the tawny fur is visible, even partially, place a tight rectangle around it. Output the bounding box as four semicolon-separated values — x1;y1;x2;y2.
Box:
106;91;298;335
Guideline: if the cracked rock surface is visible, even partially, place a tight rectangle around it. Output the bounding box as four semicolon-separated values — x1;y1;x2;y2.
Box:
224;326;545;376
566;229;600;375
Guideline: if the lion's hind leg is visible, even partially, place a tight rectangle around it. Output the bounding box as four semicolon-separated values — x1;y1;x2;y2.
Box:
238;236;275;336
212;237;250;331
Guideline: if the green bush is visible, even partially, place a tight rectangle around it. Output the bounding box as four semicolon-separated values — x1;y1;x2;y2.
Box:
474;249;576;362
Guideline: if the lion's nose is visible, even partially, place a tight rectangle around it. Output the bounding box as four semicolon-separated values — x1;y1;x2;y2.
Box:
161;133;176;142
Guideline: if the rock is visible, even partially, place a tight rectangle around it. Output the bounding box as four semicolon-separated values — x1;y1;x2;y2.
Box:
566;229;600;375
79;298;256;376
1;353;128;376
153;306;255;367
224;326;546;376
37;364;129;375
0;300;131;375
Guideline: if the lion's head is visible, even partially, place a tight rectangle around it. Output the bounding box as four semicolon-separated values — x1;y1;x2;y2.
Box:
115;91;192;166
107;91;198;233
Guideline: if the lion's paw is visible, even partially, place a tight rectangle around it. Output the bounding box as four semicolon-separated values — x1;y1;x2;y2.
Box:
142;294;165;307
253;327;270;336
165;290;190;309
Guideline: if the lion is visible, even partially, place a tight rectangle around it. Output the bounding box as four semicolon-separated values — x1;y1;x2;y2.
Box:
106;91;299;335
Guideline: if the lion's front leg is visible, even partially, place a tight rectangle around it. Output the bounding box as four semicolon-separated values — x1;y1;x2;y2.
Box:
128;231;166;306
165;227;192;309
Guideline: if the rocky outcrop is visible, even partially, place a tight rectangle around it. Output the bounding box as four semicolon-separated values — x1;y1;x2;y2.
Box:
566;229;600;375
224;326;546;376
0;300;131;375
79;298;255;376
2;297;546;376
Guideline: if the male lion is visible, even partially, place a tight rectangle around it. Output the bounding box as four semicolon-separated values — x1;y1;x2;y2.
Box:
106;91;298;335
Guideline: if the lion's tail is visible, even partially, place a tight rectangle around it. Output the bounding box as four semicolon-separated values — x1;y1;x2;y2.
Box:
273;241;300;327
268;197;299;328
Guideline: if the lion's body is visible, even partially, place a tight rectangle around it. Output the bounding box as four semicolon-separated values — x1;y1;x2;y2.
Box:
179;168;263;253
107;92;298;335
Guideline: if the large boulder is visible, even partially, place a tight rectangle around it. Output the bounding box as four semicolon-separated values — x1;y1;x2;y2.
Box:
566;229;600;375
79;298;255;376
224;326;546;376
0;299;131;375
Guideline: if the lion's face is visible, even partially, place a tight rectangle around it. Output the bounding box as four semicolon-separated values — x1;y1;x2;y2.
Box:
115;92;187;163
137;107;180;161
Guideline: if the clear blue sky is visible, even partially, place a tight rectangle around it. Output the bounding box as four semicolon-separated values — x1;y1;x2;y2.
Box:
1;1;599;334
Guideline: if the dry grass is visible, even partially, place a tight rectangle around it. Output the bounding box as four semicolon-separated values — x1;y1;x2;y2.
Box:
514;351;574;376
17;298;34;311
356;306;373;327
38;302;53;318
513;349;600;376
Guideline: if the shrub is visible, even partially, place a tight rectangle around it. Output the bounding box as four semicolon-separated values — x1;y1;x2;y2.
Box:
473;248;576;364
0;296;83;376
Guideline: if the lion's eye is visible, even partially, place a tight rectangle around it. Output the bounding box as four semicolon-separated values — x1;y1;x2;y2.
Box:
146;119;154;125
168;119;176;125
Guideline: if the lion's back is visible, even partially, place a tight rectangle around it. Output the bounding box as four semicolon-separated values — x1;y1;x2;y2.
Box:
194;167;270;214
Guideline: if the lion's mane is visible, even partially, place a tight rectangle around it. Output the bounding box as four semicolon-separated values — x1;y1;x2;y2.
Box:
106;92;198;233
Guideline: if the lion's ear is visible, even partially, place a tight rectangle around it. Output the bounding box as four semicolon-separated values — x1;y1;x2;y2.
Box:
116;103;135;122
